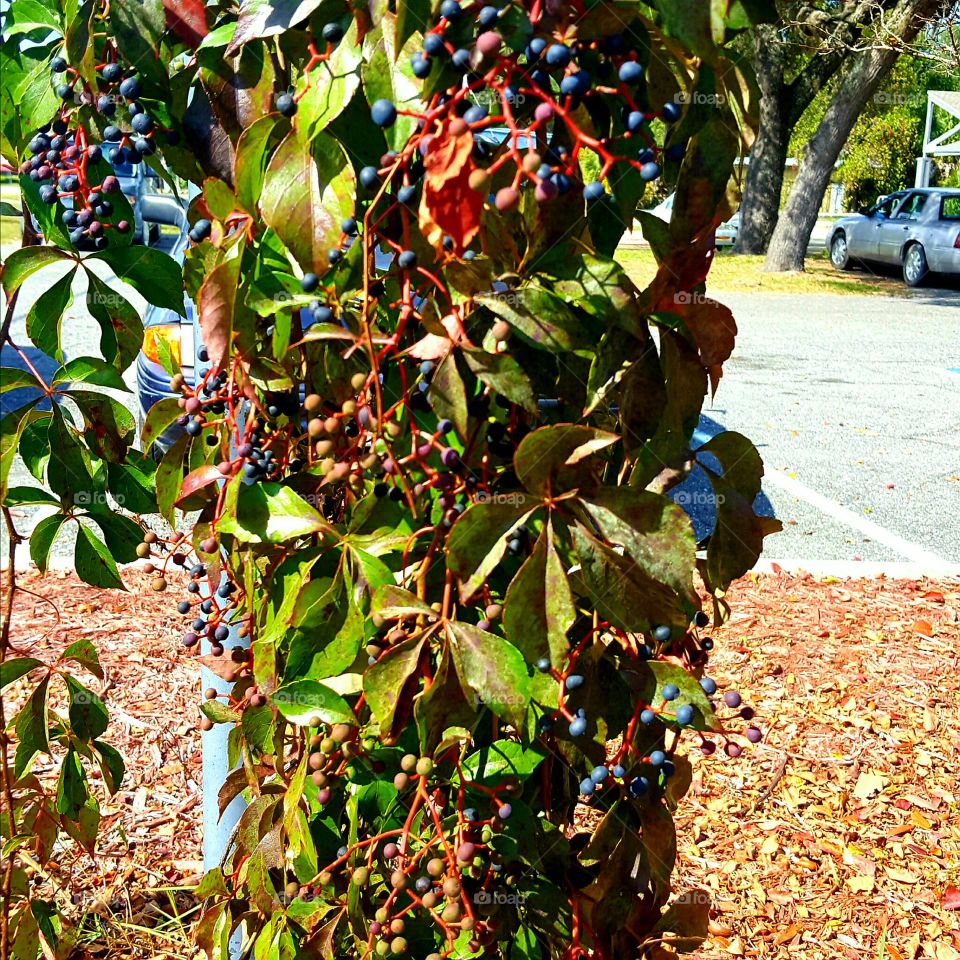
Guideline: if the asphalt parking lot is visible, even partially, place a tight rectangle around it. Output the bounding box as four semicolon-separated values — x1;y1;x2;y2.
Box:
687;287;960;572
2;261;959;573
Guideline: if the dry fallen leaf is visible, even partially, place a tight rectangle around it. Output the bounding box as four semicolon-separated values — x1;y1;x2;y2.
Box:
846;874;876;893
942;885;960;911
853;770;889;800
883;865;920;884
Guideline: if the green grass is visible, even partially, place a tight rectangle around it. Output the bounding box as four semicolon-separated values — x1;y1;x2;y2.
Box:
617;246;912;296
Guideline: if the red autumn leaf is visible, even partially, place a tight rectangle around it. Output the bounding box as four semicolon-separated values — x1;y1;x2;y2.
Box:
912;619;933;637
163;0;207;49
198;255;241;369
418;122;483;254
673;295;738;393
942;886;960;910
176;465;222;505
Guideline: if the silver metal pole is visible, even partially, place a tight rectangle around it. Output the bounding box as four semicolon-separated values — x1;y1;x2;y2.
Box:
193;302;248;957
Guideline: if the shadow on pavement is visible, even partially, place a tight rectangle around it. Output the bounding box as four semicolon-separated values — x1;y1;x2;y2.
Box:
668;415;777;544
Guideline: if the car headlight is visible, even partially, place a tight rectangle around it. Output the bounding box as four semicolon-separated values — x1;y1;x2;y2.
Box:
142;325;182;366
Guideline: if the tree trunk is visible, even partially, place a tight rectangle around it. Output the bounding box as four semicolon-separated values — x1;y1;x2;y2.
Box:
764;0;941;272
734;25;789;255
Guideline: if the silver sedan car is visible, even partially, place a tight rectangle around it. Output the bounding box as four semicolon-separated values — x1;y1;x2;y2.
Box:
827;187;960;287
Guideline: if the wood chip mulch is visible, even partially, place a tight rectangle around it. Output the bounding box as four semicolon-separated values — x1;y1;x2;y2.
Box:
3;569;959;960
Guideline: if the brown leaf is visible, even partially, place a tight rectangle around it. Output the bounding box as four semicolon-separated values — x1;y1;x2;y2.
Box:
418;122;483;254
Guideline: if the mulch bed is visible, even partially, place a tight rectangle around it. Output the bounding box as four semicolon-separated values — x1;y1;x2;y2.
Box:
4;569;959;960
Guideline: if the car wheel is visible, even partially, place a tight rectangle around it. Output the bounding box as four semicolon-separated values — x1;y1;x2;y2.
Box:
902;243;928;287
830;232;851;270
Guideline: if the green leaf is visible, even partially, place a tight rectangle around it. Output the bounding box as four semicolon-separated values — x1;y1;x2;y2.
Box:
201;699;239;724
361;16;420;152
3;486;59;507
74;523;125;590
363;633;425;732
85;271;144;371
462;348;537;414
476;286;588;352
697;431;781;591
53;357;130;391
503;521;575;668
445;499;537;603
1;657;43;690
648;0;724;64
195;867;232;901
14;676;50;778
0;367;43;394
93;245;186;315
63;674;109;740
106;455;158;514
12;43;60;139
427;351;468;442
155;432;189;525
46;405;92;504
445;620;531;728
235;113;286;214
582;487;697;609
69;389;135;463
226;0;324;52
546;254;640;331
4;410;49;501
109;0;169;88
2;0;62;37
217;479;334;544
61;638;103;679
396;0;431;50
270;679;354;726
702;473;781;592
25;267;76;361
459;740;547;786
299;19;363;138
29;513;68;573
93;739;125;793
56;746;89;818
261;127;356;275
514;424;619;497
287;606;363;681
570;524;684;634
86;508;144;564
19;169;73;250
696;430;763;500
370;585;435;619
140;397;183;450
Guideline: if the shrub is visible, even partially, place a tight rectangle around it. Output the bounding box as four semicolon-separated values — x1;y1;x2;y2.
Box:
0;1;779;957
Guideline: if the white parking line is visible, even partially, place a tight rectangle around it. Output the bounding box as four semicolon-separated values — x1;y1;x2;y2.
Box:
693;429;956;573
